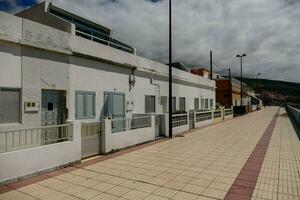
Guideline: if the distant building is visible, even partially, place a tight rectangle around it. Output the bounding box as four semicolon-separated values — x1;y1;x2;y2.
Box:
191;68;210;79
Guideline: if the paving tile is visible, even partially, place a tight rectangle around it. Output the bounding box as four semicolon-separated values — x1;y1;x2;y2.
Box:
0;190;36;200
143;194;169;200
135;182;160;193
152;187;178;199
2;108;299;200
122;190;149;200
182;184;206;195
202;188;227;199
106;186;131;197
91;182;116;192
172;191;199;200
89;192;119;200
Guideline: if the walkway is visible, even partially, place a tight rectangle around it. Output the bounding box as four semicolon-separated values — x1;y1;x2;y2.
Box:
0;107;299;200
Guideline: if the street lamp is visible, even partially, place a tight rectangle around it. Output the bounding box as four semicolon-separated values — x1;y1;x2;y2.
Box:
168;0;173;138
256;72;261;109
236;54;246;108
256;72;261;98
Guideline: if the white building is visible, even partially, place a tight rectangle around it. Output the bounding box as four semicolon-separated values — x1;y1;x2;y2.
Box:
0;1;215;131
0;2;219;182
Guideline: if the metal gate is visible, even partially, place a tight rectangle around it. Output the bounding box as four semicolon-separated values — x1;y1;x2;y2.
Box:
81;122;102;159
41;90;66;145
41;90;65;126
189;111;195;129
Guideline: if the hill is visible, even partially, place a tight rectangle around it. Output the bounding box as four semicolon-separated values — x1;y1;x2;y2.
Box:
235;77;300;106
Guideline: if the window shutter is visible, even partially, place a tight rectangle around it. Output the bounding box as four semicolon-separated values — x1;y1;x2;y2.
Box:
75;92;84;119
0;89;20;123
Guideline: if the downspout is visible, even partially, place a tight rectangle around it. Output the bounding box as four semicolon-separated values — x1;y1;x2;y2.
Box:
150;78;160;105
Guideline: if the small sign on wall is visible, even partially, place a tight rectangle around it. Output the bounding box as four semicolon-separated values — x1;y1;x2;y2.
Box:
24;101;40;113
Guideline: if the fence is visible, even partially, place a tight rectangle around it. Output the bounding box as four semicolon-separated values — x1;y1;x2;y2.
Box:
172;113;188;128
224;108;233;116
286;105;300;125
196;111;212;122
213;110;222;118
0;124;73;153
111;116;152;133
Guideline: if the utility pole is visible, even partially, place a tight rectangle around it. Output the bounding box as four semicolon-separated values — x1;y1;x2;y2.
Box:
236;54;246;109
210;50;213;80
168;0;173;138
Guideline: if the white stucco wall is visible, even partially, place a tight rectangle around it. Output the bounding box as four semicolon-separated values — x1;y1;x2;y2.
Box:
0;122;81;183
68;56;133;122
102;116;155;153
0;41;21;88
195;119;213;128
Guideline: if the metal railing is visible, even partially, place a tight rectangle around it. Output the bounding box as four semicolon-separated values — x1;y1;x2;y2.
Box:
286;105;300;125
224;108;233;116
112;116;152;133
75;28;135;54
196;111;212;122
213;110;222;118
172;113;188;128
0;124;73;153
81;122;101;138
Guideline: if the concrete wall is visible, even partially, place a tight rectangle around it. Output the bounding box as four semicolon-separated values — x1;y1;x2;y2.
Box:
16;2;73;33
21;46;69;128
195;119;213;128
102;116;155;153
68;56;133;122
0;122;81;183
0;12;22;42
0;41;21;88
133;74;215;114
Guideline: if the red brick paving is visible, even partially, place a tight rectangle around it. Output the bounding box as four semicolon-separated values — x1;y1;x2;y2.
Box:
224;110;279;200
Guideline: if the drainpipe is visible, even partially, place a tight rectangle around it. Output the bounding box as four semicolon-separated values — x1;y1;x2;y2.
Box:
150;78;160;105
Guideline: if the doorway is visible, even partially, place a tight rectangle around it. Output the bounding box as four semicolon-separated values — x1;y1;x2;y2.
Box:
104;92;125;132
41;90;66;126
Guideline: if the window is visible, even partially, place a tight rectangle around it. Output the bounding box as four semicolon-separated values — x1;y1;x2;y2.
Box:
0;88;20;124
75;91;95;119
210;99;214;109
194;98;199;111
172;97;176;113
205;99;209;110
104;92;125;118
145;95;155;113
179;97;186;111
201;98;205;110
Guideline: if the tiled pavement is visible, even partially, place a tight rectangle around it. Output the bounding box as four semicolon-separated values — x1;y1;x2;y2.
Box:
0;107;299;200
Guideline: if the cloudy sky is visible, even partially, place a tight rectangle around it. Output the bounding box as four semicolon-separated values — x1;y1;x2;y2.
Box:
1;0;300;82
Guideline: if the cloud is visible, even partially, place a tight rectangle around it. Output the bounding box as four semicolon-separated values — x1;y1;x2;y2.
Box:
23;0;300;82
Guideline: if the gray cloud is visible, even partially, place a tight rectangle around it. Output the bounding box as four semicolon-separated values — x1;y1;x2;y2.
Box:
47;0;300;82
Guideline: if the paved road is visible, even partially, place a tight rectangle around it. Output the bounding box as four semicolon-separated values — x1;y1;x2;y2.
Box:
0;107;299;200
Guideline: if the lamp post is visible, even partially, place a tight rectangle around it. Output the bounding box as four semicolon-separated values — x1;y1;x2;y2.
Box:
256;72;261;110
168;0;173;138
256;72;261;98
236;54;246;108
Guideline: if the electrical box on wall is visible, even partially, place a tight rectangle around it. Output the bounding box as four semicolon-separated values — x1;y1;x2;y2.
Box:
126;100;134;111
24;101;40;113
